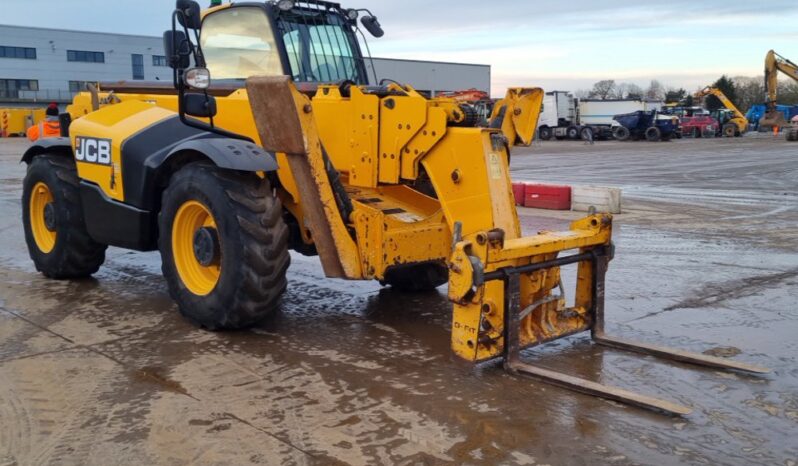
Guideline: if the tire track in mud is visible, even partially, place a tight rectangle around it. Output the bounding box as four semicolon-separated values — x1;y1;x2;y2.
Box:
625;267;798;322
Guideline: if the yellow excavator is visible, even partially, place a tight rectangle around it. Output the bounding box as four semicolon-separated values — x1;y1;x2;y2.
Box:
20;0;767;415
694;86;748;137
759;50;798;140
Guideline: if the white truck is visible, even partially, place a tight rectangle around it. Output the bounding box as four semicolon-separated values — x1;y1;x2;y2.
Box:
537;91;664;141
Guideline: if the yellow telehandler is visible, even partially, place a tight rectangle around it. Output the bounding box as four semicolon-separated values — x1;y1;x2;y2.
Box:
21;0;766;415
694;86;748;137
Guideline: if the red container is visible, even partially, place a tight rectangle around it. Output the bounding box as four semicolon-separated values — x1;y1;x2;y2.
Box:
523;184;571;210
512;183;526;205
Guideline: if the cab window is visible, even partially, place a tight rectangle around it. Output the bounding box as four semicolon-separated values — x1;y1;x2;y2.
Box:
200;7;283;80
276;10;364;83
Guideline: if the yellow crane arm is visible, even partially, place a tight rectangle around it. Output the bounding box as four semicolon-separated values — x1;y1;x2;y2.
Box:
695;86;746;122
765;50;798;105
760;50;798;128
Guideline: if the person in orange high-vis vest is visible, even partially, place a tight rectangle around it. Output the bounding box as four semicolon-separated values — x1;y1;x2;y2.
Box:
27;102;61;142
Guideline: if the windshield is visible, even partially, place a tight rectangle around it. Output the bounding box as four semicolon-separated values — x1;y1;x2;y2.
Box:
275;7;366;84
200;6;283;80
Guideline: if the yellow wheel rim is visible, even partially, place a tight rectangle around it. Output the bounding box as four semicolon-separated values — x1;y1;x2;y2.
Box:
172;200;221;296
29;182;56;253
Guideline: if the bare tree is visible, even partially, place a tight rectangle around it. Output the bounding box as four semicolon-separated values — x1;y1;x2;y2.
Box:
733;76;765;112
645;80;665;100
589;80;616;99
616;83;644;99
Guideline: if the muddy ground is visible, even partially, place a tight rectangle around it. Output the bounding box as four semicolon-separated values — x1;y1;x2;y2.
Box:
0;135;796;466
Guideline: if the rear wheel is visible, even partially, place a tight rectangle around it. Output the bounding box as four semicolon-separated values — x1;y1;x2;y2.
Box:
159;163;290;329
566;126;580;140
722;124;737;138
380;262;448;292
613;126;630;141
22;154;106;278
645;126;661;142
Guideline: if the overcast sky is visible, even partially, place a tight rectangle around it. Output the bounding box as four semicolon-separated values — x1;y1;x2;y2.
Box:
2;0;796;95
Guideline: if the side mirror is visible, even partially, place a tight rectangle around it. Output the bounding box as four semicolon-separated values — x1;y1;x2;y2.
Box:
184;93;217;118
361;16;384;38
176;0;202;30
163;30;191;69
184;67;211;89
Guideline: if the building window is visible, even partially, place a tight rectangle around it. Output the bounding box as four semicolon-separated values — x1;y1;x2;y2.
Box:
0;46;36;59
0;79;39;98
152;55;168;67
132;54;144;80
69;81;98;93
67;50;105;63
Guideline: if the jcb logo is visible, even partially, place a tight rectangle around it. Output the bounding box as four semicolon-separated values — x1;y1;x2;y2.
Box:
75;137;112;166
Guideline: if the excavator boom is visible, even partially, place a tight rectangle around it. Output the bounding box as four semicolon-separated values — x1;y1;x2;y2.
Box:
760;50;798;130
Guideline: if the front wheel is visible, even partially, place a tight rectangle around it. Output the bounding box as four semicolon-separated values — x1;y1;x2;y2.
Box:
722;124;737;138
645;126;661;142
538;126;553;141
22;154;107;278
159;163;290;330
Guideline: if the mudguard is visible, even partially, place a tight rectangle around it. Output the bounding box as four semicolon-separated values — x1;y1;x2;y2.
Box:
118;114;279;210
20;137;73;164
165;137;278;173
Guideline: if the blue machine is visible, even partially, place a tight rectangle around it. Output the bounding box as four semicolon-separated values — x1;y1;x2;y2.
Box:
746;104;798;130
612;110;681;141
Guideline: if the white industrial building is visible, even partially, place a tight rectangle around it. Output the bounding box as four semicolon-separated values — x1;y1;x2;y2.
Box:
0;24;490;104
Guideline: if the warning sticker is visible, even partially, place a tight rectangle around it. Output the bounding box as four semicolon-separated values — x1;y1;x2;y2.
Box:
489;153;502;179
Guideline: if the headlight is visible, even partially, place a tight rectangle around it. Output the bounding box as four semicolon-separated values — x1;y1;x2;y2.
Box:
184;67;211;89
277;0;295;11
345;9;359;20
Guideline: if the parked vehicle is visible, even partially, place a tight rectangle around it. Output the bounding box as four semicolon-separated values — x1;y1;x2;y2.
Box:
680;115;718;138
578;98;661;140
662;106;709;118
536;92;662;141
613;110;681;141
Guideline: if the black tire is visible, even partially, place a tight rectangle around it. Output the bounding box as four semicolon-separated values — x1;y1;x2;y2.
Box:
645;126;661;142
22;154;107;278
613;126;630;141
722;124;736;138
538;126;552;141
380;262;448;292
159;163;290;330
566;126;580;140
